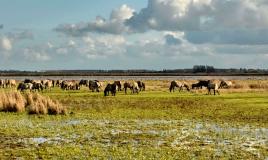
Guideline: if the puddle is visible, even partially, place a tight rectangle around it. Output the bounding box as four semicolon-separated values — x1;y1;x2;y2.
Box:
30;137;48;144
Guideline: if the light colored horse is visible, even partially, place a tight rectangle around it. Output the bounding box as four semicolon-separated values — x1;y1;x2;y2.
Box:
0;79;5;88
5;79;16;88
124;81;139;94
207;81;220;95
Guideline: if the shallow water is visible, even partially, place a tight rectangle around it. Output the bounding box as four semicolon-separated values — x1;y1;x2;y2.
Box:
12;119;267;158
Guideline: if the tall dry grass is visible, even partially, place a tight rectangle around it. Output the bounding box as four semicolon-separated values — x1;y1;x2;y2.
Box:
0;91;66;115
0;91;25;112
26;93;66;115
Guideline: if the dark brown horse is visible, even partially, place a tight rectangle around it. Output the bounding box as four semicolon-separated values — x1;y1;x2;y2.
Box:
104;83;117;96
194;80;210;89
137;81;145;91
114;81;122;91
79;79;89;87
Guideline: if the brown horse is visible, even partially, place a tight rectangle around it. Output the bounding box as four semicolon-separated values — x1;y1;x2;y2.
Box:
169;81;190;92
137;81;145;91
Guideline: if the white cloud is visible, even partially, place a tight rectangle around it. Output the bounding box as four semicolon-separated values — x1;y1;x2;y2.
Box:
125;0;268;44
0;37;12;51
126;0;268;32
55;4;134;35
110;4;135;20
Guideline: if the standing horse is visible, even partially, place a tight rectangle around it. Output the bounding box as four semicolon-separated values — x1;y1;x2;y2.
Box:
5;79;16;88
0;79;5;88
207;80;220;95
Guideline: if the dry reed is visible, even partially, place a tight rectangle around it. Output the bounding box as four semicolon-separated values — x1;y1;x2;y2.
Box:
0;91;66;115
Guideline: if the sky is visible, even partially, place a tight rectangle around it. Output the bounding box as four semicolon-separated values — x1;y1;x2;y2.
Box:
1;0;268;71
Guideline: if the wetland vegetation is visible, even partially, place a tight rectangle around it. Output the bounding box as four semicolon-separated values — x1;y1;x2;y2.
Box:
0;79;267;159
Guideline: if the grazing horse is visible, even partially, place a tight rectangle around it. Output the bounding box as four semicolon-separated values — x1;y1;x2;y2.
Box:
207;80;220;95
192;83;201;90
219;80;233;89
45;80;53;91
124;81;139;94
89;80;101;92
17;83;33;92
56;80;63;87
169;81;190;92
61;81;80;90
194;80;210;89
137;81;145;91
79;80;89;87
114;81;122;91
104;83;117;96
32;82;44;92
24;79;33;83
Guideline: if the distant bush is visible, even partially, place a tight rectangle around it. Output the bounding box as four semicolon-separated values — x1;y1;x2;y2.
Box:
249;83;268;89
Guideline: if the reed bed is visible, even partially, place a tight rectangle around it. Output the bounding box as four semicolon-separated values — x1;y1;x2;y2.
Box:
0;91;66;115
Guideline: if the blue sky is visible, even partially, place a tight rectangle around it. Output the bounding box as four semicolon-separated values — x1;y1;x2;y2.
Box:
1;0;268;70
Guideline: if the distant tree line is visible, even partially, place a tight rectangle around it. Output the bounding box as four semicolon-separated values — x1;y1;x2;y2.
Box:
193;65;215;73
0;66;268;76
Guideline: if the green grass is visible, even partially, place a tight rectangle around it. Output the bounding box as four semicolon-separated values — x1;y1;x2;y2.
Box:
0;86;267;159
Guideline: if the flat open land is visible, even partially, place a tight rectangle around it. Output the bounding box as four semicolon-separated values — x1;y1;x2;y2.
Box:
0;79;267;159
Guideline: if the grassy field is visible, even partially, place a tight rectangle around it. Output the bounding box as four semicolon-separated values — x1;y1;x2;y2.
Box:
0;80;267;159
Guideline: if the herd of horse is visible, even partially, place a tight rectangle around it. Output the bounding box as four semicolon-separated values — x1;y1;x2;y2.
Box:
0;78;233;96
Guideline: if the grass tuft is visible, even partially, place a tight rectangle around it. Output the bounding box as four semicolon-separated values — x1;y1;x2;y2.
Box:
0;91;66;115
26;93;66;115
0;91;25;112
